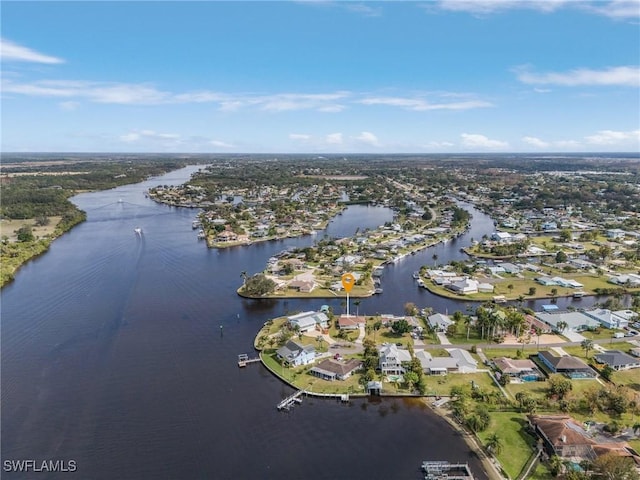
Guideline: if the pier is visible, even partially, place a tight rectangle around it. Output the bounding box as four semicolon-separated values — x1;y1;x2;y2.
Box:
422;461;474;480
277;390;305;411
237;354;261;367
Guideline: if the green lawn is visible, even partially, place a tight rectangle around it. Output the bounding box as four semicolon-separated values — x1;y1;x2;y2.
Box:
477;412;538;479
421;372;499;396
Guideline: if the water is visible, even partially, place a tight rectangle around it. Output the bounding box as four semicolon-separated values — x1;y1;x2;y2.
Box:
5;163;588;479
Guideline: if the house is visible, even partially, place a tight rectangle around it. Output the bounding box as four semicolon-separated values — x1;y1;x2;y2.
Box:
427;313;453;332
594;350;640;371
378;343;412;375
478;282;494;293
525;314;553;334
337;315;366;330
608;273;640;287
584;308;627;330
606;228;626;240
535;311;601;332
287;311;329;332
494;357;542;380
309;358;362;381
528;415;597;458
528;415;640;463
491;232;512;243
446;278;479;295
630;347;640;358
276;340;316;367
499;262;521;274
287;279;315;293
414;348;477;375
537;351;596;378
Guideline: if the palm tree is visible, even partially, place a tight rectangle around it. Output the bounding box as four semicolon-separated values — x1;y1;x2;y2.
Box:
556;321;568;335
240;270;248;285
581;339;594;358
485;433;503;455
354;299;361;316
432;253;438;266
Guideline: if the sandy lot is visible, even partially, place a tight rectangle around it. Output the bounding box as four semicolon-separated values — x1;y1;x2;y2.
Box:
500;333;565;346
0;217;62;242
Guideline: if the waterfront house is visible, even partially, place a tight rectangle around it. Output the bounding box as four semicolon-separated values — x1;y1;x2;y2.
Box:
491;232;512;243
583;308;628;330
528;415;640;463
446;278;479;295
287;279;315;293
287;311;329;333
337;315;366;330
414;348;477;375
378;343;412;375
594;350;640;371
427;313;453;332
537;351;596;378
276;340;316;367
535;311;601;333
309;358;362;381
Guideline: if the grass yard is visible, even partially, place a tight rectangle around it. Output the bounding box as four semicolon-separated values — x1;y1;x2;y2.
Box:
477;412;538;479
610;368;640;388
421;372;498;397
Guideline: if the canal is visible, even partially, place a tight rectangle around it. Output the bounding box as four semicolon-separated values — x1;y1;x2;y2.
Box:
1;164;603;479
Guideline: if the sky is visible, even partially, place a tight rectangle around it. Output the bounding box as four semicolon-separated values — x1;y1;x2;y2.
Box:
1;1;639;153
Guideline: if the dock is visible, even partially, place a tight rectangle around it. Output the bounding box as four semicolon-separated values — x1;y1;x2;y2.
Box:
422;461;474;480
277;390;305;411
238;353;261;367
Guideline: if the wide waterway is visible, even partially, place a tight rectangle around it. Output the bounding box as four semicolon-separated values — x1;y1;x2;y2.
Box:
1;165;604;479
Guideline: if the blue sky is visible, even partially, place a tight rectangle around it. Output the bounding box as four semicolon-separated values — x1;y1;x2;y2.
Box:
2;1;639;153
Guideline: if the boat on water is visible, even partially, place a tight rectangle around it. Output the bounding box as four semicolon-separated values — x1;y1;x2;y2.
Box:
134;227;142;235
412;271;420;279
374;288;383;294
573;291;586;298
197;229;206;240
417;279;425;287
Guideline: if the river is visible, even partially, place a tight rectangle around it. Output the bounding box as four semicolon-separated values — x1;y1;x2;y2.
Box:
0;165;603;479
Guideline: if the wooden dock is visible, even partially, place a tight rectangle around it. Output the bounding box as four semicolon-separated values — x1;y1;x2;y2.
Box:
277;390;305;411
238;353;261;367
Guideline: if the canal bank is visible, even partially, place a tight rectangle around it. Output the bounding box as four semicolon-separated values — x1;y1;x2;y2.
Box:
2;165;492;480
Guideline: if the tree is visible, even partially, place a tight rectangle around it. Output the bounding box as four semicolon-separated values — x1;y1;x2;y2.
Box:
243;274;276;296
485;433;503;455
581;339;594;358
601;364;614;382
404;371;419;392
240;271;248;285
547;374;572;400
555;250;568;263
391;319;411;335
591;452;640;480
556;320;568;334
404;302;418;316
559;229;572;242
549;455;564;477
528;286;537;296
373;320;382;341
354;299;361;316
16;225;34;242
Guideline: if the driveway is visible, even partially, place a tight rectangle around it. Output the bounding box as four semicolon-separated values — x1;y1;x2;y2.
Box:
561;330;586;342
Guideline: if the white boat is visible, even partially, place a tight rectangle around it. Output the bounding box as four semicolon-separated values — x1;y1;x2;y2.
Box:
412;271;420;279
417;279;425;287
573;291;586;298
134;227;142;235
374;288;383;294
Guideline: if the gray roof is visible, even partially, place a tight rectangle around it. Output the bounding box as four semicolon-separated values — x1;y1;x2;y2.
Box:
276;339;315;362
538;351;592;371
594;350;640;367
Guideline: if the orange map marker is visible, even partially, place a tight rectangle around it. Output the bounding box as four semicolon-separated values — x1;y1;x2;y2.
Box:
341;273;355;293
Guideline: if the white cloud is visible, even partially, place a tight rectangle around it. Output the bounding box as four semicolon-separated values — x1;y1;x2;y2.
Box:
582;0;640;19
429;0;640;19
431;0;567;15
584;129;640;145
359;96;492;111
515;66;640;87
258;92;349;112
353;131;380;146
423;141;456;149
461;133;508;149
1;38;65;64
59;101;80;111
522;136;550;148
533;88;552;93
345;3;383;16
325;133;343;144
120;130;180;143
210;140;234;148
289;133;312;141
554;140;582;149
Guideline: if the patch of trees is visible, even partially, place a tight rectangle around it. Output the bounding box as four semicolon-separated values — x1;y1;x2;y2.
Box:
243;274;276;296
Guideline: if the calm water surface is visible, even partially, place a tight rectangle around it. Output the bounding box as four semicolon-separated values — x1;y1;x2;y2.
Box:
3;165;597;479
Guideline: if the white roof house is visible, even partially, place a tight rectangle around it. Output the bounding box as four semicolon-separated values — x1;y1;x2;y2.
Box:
287;311;329;332
446;278;479;294
427;313;453;331
378;343;412;375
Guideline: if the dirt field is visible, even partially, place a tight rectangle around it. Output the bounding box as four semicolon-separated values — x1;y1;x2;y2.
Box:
500;333;565;346
0;217;62;242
